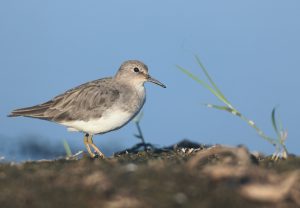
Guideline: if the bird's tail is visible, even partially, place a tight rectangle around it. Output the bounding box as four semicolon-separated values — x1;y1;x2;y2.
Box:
8;102;52;119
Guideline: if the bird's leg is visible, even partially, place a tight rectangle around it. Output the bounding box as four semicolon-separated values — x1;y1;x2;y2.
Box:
83;133;96;158
87;135;105;158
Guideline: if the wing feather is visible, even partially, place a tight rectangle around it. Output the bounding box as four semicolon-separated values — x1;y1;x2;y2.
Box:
9;78;120;122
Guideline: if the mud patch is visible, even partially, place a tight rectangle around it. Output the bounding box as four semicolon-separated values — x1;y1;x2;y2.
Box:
0;141;299;208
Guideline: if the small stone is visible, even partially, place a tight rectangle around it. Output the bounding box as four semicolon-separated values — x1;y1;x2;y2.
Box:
174;192;187;204
125;163;138;172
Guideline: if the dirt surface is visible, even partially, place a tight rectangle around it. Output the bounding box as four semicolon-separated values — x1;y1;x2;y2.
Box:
1;141;300;208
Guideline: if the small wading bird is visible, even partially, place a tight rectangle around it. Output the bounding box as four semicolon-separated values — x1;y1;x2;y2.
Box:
9;60;166;158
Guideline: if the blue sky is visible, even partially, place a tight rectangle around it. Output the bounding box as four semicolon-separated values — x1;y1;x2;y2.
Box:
1;1;300;160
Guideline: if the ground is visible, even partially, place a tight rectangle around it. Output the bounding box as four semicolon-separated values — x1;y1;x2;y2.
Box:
0;140;300;208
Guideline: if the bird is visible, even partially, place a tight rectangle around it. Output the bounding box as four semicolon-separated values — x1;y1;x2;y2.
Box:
8;60;166;158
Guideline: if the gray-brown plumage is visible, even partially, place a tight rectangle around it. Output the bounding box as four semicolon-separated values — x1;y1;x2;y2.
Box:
10;78;121;122
9;60;166;158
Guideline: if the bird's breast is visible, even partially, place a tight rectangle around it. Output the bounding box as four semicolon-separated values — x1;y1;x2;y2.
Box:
61;108;133;134
119;84;146;112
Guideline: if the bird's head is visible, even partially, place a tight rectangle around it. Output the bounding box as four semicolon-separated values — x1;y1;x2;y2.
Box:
115;60;166;88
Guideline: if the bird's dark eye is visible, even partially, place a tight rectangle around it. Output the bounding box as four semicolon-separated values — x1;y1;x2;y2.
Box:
133;67;140;73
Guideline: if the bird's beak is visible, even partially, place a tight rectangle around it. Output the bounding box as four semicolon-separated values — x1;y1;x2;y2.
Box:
147;75;166;88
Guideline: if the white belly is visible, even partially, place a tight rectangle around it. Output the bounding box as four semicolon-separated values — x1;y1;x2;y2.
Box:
60;109;133;134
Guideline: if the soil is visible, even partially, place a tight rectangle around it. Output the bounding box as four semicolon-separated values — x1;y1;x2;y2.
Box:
0;140;300;208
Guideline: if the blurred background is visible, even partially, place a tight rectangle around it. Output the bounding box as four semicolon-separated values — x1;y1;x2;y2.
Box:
1;1;299;161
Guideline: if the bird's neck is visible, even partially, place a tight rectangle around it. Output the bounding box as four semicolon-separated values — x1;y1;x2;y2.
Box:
135;82;146;98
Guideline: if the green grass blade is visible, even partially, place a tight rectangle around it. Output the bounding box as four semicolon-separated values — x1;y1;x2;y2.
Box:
63;139;72;157
276;111;284;133
177;65;230;106
195;55;231;107
271;107;281;138
205;103;241;117
133;111;144;123
205;103;231;111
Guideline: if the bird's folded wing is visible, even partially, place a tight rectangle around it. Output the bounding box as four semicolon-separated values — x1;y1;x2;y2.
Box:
9;78;121;122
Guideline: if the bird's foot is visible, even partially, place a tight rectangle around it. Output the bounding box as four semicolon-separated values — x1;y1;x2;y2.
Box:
83;134;105;159
91;151;105;159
